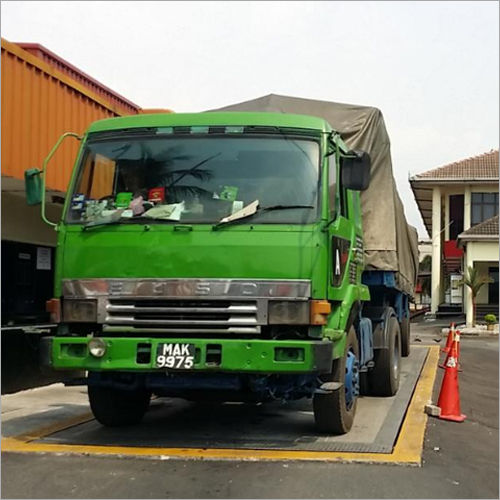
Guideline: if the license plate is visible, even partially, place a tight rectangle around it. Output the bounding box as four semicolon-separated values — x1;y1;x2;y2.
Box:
156;343;195;369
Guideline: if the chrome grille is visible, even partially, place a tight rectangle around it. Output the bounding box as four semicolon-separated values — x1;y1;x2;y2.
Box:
103;299;262;334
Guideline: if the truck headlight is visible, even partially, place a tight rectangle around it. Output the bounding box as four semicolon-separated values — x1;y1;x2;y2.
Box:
88;338;107;358
268;301;309;324
63;299;97;322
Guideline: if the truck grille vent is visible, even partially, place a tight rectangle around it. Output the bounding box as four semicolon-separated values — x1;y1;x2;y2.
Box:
104;299;261;334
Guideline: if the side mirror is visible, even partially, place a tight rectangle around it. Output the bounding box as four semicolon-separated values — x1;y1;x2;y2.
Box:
24;168;43;205
341;150;371;191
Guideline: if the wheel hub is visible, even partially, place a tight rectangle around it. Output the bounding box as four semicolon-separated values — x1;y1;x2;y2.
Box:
345;350;360;410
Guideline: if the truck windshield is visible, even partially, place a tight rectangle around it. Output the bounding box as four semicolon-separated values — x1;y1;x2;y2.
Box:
67;133;320;226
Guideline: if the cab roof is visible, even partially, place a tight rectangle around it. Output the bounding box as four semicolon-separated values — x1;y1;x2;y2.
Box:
87;112;333;135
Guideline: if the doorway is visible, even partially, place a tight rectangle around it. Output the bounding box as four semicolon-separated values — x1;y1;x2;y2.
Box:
1;240;54;325
449;194;464;240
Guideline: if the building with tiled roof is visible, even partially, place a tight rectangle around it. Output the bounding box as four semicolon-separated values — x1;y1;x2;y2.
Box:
410;150;499;236
409;150;499;325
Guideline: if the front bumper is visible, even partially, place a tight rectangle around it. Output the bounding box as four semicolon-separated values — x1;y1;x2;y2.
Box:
41;336;333;374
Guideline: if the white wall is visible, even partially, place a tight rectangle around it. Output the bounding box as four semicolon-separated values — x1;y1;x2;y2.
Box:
467;241;499;262
472;261;495;304
469;241;498;306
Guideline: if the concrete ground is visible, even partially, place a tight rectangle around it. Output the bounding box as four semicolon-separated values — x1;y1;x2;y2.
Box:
1;317;498;499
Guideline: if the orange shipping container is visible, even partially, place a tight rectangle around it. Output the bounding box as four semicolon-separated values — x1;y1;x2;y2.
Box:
1;38;141;192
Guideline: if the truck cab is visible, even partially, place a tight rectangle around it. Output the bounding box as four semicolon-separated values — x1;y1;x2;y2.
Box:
29;112;403;434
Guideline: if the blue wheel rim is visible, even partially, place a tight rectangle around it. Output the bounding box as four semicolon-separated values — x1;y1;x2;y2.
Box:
345;350;360;410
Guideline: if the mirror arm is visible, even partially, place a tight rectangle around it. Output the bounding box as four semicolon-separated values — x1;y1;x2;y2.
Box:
41;132;82;228
321;218;337;233
340;150;358;160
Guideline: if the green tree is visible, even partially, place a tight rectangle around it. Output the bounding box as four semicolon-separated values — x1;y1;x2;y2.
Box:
459;266;493;326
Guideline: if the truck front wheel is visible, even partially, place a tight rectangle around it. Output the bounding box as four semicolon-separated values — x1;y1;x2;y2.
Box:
88;385;151;427
313;327;359;434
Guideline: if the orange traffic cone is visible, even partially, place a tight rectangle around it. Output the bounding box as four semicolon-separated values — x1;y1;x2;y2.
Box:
454;330;461;359
441;323;455;353
440;328;462;369
437;339;466;422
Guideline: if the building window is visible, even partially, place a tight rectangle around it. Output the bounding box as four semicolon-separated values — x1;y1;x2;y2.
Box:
471;192;498;225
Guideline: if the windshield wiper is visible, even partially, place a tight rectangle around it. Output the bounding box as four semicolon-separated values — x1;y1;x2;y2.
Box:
81;210;150;231
82;220;122;231
262;204;315;211
213;202;314;230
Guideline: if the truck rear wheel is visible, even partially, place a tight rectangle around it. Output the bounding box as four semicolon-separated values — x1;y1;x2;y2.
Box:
313;327;359;434
400;315;410;357
88;385;151;427
369;316;401;396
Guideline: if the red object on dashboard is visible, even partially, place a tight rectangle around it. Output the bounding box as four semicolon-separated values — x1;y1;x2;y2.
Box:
148;187;165;203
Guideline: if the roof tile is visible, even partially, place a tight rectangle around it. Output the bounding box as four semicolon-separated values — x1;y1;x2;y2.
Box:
459;215;499;238
413;150;498;180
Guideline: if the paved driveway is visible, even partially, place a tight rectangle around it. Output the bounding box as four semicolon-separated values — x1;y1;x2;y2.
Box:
1;318;498;499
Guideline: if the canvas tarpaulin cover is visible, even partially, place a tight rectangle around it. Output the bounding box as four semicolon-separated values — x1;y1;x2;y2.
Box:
209;94;419;297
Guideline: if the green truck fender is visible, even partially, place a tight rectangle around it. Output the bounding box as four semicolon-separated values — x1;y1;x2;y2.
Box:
323;281;370;359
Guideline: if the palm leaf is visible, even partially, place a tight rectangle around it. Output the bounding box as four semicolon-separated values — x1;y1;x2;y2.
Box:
458;266;493;298
169;169;213;182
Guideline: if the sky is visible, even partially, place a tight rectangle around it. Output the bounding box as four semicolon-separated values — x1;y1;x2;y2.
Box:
2;1;499;237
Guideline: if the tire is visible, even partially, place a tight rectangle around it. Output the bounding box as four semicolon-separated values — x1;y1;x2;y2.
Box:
369;315;401;396
313;327;359;434
359;372;370;396
400;315;411;357
88;385;151;427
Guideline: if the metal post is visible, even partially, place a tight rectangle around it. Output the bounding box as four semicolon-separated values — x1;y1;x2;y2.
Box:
40;132;81;228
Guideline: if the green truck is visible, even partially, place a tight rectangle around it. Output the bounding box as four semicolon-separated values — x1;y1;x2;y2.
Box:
27;95;418;434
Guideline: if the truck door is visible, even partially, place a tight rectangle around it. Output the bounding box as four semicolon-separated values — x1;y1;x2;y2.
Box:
326;155;353;299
